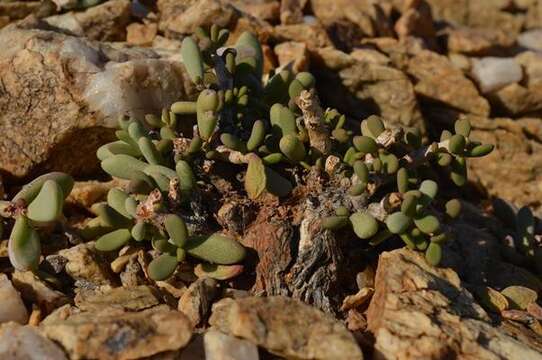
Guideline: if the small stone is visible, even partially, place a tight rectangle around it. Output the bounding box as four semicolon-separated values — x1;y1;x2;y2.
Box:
341;287;374;311
471;286;509;313
75;285;161;312
471;57;523;93
280;0;304;24
518;29;542;52
44;0;131;41
41;305;193;359
178;278;219;327
350;48;390;65
66;180;121;210
11;271;70;314
58;242;116;288
274;41;309;73
501;286;538;310
209;296;363;360
0;322;68;360
127;22;158;46
0;274;28;324
204;329;259;360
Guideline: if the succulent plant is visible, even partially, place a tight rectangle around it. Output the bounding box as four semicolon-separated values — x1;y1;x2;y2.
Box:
0;172;74;271
85;24;496;277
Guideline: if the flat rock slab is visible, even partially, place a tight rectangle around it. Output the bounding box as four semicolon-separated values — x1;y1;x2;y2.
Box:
209;295;363;360
40;305;192;360
74;285;161;312
0;322;68;360
367;248;542;360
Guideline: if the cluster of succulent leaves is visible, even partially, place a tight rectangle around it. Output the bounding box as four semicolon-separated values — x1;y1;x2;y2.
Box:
0;173;74;271
493;199;542;275
0;25;497;280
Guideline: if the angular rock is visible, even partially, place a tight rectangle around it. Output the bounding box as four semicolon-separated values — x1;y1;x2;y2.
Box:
0;274;28;324
274;41;309;72
394;0;436;46
447;27;515;56
66;179;122;209
0;21;194;179
367;248;542;360
280;0;305;24
471;57;523;94
157;0;239;37
44;0;131;41
11;271;70;314
310;0;393;51
127;22;158;46
0;322;68;360
467;116;542;211
58;242;116;288
272;22;333;49
518;29;542;52
204;329;259;360
75;285;161;312
490;83;542;115
178;278;219;327
313;47;423;129
41;305;193;360
488;51;542;115
230;0;280;23
407;50;490;116
209;296;363;360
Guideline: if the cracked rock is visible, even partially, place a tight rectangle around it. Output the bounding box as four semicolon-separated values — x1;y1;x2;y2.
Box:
209;296;363;360
367;248;542;360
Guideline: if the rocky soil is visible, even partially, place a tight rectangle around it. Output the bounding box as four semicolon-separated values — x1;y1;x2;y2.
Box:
0;0;542;359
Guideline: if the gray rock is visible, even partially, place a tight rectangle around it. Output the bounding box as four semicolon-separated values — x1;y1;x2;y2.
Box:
0;322;68;360
471;57;523;93
518;29;542;52
0;274;28;325
204;330;259;360
209;296;363;360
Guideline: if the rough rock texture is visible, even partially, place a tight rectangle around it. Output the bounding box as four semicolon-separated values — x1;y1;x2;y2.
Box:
0;322;68;360
158;0;239;37
367;248;542;360
40;305;193;360
58;242;116;288
204;329;259;360
209;296;363;360
406;50;490;116
467;116;542;211
74;285;161;312
310;0;393;51
178;278;219;327
0;274;28;324
44;0;131;41
447;27;514;56
11;271;70;314
313;47;424;129
0;21;194;179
